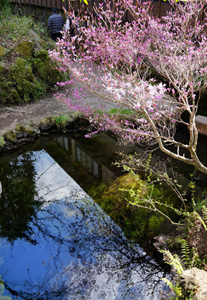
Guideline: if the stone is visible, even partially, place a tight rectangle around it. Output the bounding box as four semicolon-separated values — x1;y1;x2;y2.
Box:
15;40;34;60
195;115;207;135
180;267;207;300
39;117;56;131
3;130;17;143
15;123;40;138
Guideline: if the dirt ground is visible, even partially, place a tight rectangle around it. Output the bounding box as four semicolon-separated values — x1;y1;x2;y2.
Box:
0;62;120;139
0;92;71;136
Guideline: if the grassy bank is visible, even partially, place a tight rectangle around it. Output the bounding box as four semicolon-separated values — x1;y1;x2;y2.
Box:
0;5;64;106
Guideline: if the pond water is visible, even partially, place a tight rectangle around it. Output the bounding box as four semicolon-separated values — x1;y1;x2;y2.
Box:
0;133;170;300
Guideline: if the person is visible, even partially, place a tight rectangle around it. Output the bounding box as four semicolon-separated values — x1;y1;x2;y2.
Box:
63;8;79;39
48;8;64;41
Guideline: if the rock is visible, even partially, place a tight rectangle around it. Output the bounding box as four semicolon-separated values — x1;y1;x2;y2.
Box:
3;130;17;143
153;234;169;251
180;267;207;300
39;117;56;131
15;40;34;60
9;57;46;101
32;49;63;86
195;115;207;135
15;123;40;138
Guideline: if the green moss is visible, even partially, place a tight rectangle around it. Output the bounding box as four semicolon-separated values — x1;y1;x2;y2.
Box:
0;64;6;73
39;117;56;131
0;136;5;147
15;40;34;60
3;131;16;143
0;13;62;105
109;108;135;115
0;80;21;105
0;46;6;60
55;115;71;130
9;57;46;101
10;57;34;82
148;215;164;236
88;173;154;246
88;172;180;247
32;49;63;86
15;123;39;137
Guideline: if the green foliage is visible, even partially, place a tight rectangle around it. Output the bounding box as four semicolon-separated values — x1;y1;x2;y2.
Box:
117;154;189;226
0;11;33;41
108;108;135;115
0;10;64;105
162;250;184;275
115;153;207;299
201;205;207;224
88;173;171;247
55;115;70;130
0;152;41;242
9;57;46;101
0;0;10;11
162;278;183;299
32;49;64;86
0;136;5;147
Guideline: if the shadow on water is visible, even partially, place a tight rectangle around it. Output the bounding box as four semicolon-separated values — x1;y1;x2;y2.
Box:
0;133;172;299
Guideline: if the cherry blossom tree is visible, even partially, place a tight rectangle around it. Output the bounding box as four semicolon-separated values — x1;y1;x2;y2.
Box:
50;0;207;174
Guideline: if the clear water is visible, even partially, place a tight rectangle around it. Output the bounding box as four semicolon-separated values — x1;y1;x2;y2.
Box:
0;133;170;300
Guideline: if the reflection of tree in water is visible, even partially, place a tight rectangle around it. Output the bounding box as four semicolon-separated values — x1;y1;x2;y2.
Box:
5;193;169;300
0;152;41;242
1;151;169;299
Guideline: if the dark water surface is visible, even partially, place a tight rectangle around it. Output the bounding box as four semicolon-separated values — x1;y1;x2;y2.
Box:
0;133;170;299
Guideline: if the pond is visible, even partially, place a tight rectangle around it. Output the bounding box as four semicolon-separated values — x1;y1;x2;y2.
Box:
0;132;171;299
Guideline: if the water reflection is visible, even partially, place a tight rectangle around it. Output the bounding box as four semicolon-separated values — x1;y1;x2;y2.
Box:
0;150;168;299
56;134;139;183
0;152;41;243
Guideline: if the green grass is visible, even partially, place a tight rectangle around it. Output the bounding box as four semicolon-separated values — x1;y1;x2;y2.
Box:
0;6;49;43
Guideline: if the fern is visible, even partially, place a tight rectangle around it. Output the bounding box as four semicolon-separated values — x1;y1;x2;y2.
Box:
162;278;182;298
160;250;184;275
193;211;207;231
201;205;207;228
180;239;191;268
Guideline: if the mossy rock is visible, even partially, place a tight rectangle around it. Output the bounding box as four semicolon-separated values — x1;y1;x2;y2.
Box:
15;123;40;138
55;115;71;130
15;40;34;60
32;49;64;86
0;80;21;105
10;57;34;83
9;57;46;101
39;117;56;131
3;130;17;143
0;136;5;147
27;29;49;50
0;46;6;60
88;172;179;247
